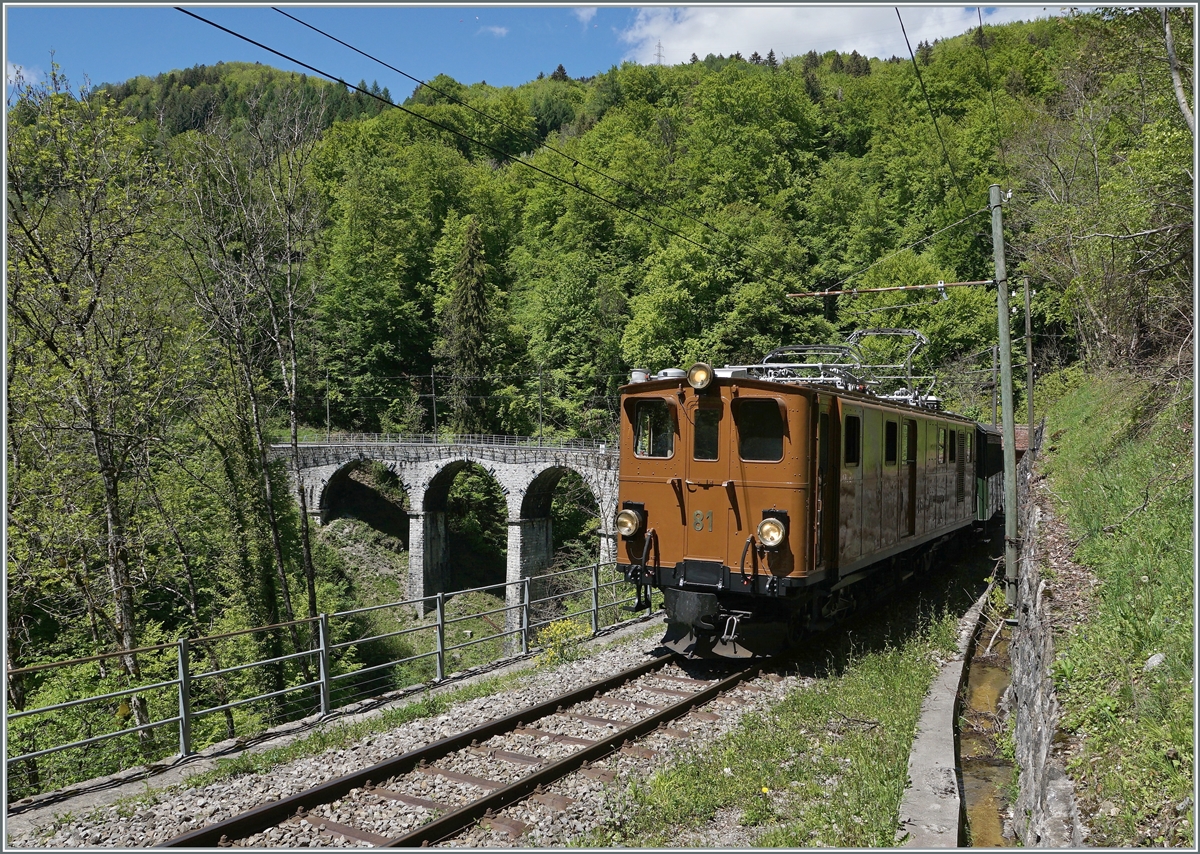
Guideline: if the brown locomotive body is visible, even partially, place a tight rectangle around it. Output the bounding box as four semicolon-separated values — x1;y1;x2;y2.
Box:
616;347;997;657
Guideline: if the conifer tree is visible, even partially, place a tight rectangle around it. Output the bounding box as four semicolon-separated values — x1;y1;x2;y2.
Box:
438;217;493;434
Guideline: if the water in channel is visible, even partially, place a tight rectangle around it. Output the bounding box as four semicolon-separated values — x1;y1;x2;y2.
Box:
960;620;1016;847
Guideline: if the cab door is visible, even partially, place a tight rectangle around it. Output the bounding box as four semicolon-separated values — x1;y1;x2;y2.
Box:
902;418;917;537
682;394;730;561
813;395;840;574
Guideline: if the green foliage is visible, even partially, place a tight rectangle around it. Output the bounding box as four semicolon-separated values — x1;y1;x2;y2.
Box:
444;465;508;589
435;215;499;433
1041;372;1193;846
535;618;592;666
97;62;389;137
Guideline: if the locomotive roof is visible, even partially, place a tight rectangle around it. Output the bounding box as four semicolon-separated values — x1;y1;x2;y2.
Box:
619;374;981;426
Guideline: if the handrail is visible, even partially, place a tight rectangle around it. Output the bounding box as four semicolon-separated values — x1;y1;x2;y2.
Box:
5;561;647;801
8;642;180;677
271;432;616;451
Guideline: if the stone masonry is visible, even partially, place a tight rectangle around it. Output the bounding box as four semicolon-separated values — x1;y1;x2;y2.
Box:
274;440;619;633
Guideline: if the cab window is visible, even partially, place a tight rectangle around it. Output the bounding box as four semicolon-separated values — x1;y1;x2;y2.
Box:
736;399;784;462
694;408;721;461
885;420;898;466
844;415;861;467
633;399;674;458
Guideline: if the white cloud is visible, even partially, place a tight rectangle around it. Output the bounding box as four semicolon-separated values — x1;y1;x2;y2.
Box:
619;6;1057;66
574;7;599;25
483;25;509;37
6;60;42;87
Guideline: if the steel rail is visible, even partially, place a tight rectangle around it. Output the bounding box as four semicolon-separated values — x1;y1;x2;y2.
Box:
382;659;766;847
157;651;676;848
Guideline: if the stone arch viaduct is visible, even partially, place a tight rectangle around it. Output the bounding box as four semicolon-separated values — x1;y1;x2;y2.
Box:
274;436;619;607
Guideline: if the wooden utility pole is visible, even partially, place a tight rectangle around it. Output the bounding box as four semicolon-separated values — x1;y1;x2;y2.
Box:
990;185;1020;607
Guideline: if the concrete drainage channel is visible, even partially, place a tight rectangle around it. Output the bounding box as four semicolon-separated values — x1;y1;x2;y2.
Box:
896;583;988;846
902;431;1071;849
897;582;1017;848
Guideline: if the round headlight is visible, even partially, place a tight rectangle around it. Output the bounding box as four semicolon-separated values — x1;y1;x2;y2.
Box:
757;517;787;549
616;508;644;538
687;362;714;390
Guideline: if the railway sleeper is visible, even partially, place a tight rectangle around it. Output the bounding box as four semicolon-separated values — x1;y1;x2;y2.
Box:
480;812;528;839
163;654;769;849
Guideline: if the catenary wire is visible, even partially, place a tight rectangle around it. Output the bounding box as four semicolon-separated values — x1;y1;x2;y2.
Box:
175;7;808;298
896;8;972;217
976;7;1009;173
271;7;768;265
826;206;988;290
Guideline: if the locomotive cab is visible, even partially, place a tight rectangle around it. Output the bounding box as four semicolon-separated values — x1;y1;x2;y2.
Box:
617;367;819;656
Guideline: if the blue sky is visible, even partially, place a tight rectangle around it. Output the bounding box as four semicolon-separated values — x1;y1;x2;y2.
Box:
6;5;1059;99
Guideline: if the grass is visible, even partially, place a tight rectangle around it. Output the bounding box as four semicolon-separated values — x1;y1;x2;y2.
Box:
1038;369;1193;846
584;606;961;848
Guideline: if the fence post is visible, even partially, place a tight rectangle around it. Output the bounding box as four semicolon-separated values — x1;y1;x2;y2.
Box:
317;614;331;716
176;637;193;757
435;593;446;681
521;578;530;656
591;563;600;635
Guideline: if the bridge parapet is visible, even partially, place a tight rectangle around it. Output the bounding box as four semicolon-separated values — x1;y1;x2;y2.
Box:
278;442;616;471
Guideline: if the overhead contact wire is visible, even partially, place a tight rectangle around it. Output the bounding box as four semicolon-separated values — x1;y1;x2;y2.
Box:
822;206;988;292
176;7;799;296
976;8;1008;173
896;8;972;218
272;8;743;250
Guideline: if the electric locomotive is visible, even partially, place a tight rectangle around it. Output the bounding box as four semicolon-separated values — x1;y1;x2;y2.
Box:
615;332;1003;657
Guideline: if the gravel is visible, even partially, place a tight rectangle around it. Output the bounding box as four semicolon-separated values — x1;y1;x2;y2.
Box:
5;626;807;849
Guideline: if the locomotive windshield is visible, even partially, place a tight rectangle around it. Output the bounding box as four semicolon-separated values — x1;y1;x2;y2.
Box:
633;399;674;458
694;408;721;460
735;399;784;461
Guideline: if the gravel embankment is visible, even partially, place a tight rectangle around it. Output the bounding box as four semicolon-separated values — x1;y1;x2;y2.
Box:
6;627;806;849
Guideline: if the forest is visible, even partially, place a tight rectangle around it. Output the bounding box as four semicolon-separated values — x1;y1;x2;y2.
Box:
5;7;1192;800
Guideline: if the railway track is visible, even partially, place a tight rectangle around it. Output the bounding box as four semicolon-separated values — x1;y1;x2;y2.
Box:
158;652;773;848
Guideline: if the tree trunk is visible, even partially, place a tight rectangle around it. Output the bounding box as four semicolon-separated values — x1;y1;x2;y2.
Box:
1163;9;1195;135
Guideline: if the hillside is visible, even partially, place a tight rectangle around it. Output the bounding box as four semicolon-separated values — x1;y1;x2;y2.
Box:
1036;369;1193;846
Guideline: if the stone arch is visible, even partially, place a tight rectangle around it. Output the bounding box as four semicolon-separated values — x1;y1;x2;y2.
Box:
320;458;410;548
518;464;602;520
412;458;510;598
277;442;621;614
420;459;478;514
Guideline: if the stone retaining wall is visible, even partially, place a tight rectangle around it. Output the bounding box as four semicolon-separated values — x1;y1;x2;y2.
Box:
1008;423;1086;846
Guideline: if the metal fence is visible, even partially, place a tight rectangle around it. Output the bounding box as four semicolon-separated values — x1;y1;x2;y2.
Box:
6;562;647;800
284;433;615;451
